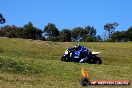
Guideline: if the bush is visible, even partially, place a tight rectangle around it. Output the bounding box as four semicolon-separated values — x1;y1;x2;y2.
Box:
104;38;113;42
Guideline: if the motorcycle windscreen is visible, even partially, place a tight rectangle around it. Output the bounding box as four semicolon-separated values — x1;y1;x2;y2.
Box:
64;50;69;54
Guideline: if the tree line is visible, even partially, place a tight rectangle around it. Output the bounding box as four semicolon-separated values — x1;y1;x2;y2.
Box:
104;22;132;42
111;27;132;42
0;22;102;42
0;22;132;42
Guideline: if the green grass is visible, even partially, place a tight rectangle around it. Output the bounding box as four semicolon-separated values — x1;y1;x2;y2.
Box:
0;37;132;88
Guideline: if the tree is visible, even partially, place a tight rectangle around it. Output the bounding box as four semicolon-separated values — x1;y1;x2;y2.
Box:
127;27;132;41
84;26;96;37
44;23;59;41
104;22;119;39
60;29;71;42
85;36;94;42
111;27;132;42
0;28;6;37
111;31;127;42
71;27;83;41
96;35;102;42
0;25;18;38
81;26;96;41
111;31;120;41
0;13;6;24
22;22;42;39
15;27;25;38
71;26;97;42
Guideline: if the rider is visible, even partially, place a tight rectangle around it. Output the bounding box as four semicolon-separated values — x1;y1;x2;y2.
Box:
74;44;89;63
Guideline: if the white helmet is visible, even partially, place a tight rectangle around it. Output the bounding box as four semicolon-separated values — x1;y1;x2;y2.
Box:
74;44;80;49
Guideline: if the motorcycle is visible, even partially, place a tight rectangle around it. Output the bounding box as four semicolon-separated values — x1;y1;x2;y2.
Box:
61;49;102;64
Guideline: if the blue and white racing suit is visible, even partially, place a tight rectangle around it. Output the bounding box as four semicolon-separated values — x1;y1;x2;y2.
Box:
79;46;89;63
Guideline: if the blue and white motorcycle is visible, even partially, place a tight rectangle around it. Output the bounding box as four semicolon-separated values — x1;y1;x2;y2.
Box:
61;49;102;64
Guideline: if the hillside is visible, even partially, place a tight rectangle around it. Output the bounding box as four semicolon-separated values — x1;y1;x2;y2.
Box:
0;37;132;88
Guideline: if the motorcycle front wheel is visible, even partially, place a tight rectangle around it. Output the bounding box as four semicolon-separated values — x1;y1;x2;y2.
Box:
61;56;70;62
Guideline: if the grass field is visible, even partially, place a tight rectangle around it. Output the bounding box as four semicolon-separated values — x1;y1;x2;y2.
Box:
0;37;132;88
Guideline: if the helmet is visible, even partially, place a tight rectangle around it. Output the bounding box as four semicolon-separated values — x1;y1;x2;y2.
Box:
74;44;81;49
